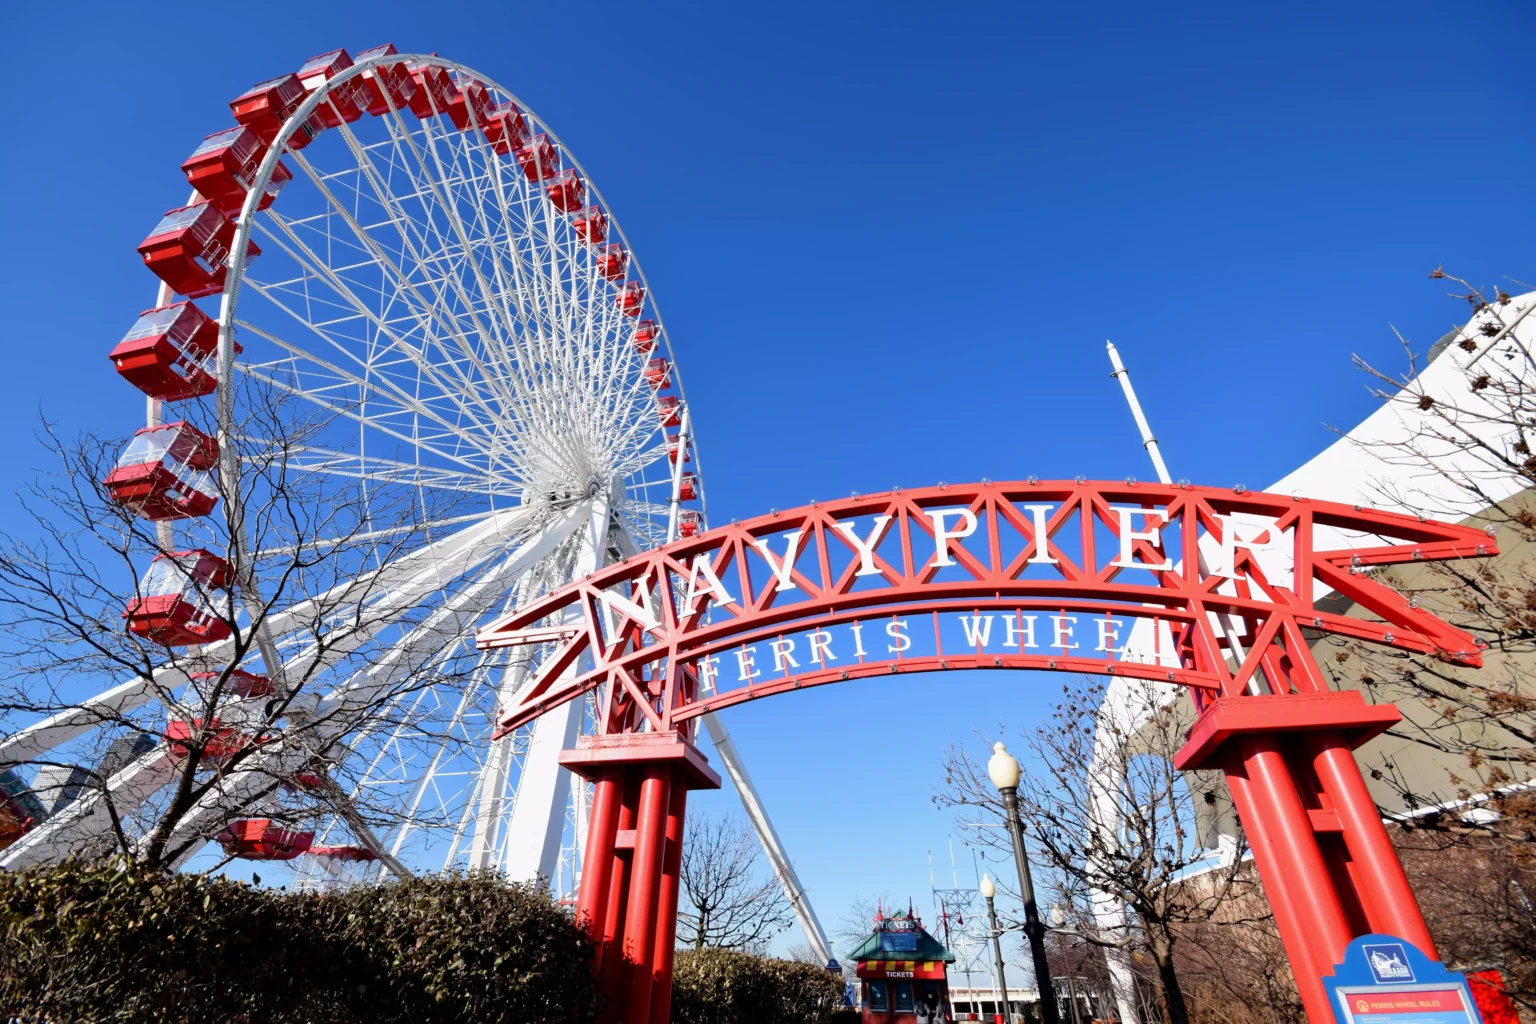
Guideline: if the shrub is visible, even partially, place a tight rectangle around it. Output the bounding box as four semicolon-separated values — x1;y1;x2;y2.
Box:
670;948;847;1024
316;871;599;1022
0;860;597;1023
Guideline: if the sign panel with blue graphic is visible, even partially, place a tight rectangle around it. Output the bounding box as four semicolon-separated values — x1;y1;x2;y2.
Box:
1326;935;1483;1024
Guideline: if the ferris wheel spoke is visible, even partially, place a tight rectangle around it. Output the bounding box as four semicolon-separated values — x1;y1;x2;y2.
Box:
388;123;536;421
328;118;531;398
331;125;518;344
283;446;519;495
233;334;512;478
159;506;589;869
341;646;494;822
369;654;505;861
250;509;503;560
287;135;521;413
477;156;543;347
311;631;503;852
248;208;507;433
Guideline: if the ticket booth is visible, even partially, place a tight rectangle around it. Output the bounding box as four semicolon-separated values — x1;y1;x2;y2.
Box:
850;909;956;1024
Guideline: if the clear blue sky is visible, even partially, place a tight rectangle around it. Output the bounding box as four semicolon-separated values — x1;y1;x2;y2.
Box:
2;0;1532;960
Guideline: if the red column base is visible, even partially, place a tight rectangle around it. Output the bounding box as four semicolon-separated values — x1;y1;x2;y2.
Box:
1174;690;1400;772
561;732;721;1024
1175;692;1436;1024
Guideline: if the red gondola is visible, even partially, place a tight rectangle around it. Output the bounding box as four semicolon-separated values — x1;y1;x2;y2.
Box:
546;169;586;213
187;668;275;699
353;44;417;116
123;549;232;646
656;395;681;427
484;102;529;155
407;63;457;119
595;243;628;281
678;509;702;538
0;771;41;851
104;421;219;521
137;203;261;299
165;717;251;762
230;74;311;146
297;49;372;130
619;281;646;318
572;205;608;244
217;819;313;861
667;434;690;465
181;126;290;217
109;302;226;401
514;134;560;181
634;319;660;351
644;357;671;389
286;772;326;793
450;78;493;133
677;473;698;501
166;668;273;762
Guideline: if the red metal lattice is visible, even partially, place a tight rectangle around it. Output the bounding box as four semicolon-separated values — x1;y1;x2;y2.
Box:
478;480;1492;737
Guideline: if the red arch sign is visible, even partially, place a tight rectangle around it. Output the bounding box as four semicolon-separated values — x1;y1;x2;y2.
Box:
477;480;1494;1024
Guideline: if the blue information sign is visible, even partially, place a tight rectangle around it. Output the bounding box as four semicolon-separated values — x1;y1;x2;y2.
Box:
1325;935;1484;1024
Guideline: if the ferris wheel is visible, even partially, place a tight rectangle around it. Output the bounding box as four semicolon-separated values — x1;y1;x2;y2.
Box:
0;46;727;891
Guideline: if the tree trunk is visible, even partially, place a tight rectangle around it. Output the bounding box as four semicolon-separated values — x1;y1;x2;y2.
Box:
1146;927;1190;1024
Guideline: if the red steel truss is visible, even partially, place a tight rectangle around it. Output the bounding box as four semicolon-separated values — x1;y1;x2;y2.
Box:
476;480;1494;1024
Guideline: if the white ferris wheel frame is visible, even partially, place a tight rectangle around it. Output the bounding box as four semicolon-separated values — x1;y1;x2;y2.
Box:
2;49;830;962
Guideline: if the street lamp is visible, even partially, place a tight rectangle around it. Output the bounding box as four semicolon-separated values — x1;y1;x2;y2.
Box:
980;873;1011;1024
988;742;1062;1024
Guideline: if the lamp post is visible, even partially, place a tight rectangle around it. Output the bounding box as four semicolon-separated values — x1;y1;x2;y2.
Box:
980;873;1011;1024
988;742;1062;1024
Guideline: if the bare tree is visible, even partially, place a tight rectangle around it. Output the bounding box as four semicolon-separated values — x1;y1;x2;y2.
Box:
1324;272;1536;1006
1341;272;1536;812
939;678;1260;1024
833;892;892;956
677;810;793;952
1173;870;1304;1024
1393;807;1536;1016
0;375;528;872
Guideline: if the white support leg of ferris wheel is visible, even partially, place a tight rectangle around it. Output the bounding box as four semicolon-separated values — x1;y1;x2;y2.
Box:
502;495;610;886
702;713;833;965
0;504;547;772
468;653;532;870
0;746;180;869
1086;712;1141;1024
0;508;567;870
151;506;592;871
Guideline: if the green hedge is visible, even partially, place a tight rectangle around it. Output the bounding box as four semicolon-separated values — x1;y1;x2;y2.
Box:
670;948;848;1024
0;860;598;1023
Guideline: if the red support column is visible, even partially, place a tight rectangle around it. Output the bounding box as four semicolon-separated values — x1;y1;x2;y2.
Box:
1177;689;1416;1024
623;765;672;1021
559;732;721;1024
1228;736;1353;1022
649;780;689;1024
598;774;638;1022
577;769;622;943
1307;733;1438;957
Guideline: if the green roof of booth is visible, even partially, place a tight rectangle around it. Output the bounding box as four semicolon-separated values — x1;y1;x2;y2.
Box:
848;912;956;963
